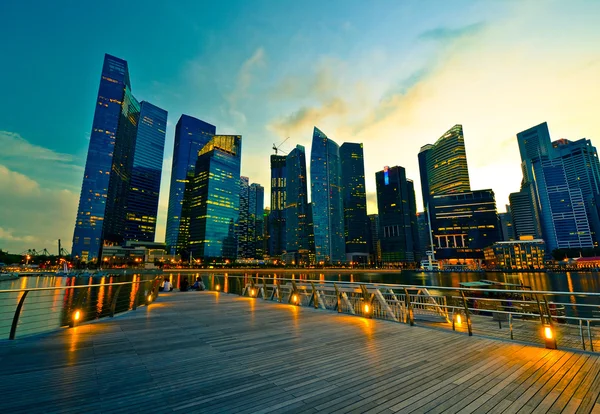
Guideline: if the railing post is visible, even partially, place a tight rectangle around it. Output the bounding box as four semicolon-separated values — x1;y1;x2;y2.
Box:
132;283;140;310
310;282;318;309
459;290;472;336
580;320;586;351
588;320;594;352
509;313;513;340
334;283;342;312
110;285;124;317
289;281;299;305
403;288;414;326
9;290;30;340
263;277;267;300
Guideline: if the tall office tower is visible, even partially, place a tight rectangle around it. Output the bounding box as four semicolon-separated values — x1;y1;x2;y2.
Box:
165;115;216;255
532;157;593;251
509;184;543;239
250;183;265;259
339;143;369;263
416;212;431;258
310;127;345;264
517;122;553;184
285;145;310;263
72;54;139;262
368;214;381;265
237;177;251;258
498;206;515;241
553;138;600;245
268;155;287;257
430;190;500;261
375;166;419;264
188;135;242;260
122;101;167;242
418;125;471;210
262;208;270;259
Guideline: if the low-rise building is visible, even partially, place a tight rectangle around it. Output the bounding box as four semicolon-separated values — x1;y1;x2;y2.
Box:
484;239;545;270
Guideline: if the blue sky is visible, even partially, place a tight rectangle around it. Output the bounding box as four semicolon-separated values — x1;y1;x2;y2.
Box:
1;0;600;253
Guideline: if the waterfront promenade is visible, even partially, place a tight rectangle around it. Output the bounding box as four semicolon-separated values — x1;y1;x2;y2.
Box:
0;292;599;413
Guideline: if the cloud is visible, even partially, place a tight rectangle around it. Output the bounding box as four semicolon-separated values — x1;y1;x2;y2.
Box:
418;23;486;42
0;131;73;162
228;47;266;108
268;98;348;136
0;165;78;254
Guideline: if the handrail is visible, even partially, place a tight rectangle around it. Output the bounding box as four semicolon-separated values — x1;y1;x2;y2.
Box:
0;277;160;340
208;273;600;353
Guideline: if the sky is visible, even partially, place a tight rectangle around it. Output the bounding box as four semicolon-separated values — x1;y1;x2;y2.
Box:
1;0;600;254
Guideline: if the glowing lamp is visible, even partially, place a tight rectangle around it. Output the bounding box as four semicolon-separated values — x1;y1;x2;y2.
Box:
73;310;81;321
250;288;255;297
147;294;153;303
456;314;462;326
364;304;370;313
292;294;298;303
216;284;220;291
543;325;557;349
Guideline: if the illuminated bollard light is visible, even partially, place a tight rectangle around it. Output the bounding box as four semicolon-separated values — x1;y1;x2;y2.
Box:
250;288;256;297
544;325;557;349
216;284;220;291
147;294;153;303
73;310;81;322
292;294;298;304
456;314;462;326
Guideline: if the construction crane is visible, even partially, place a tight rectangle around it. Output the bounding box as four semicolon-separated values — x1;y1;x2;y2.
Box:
273;137;290;155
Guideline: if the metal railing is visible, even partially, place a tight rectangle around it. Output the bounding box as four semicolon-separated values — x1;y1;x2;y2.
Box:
0;277;161;340
201;274;600;353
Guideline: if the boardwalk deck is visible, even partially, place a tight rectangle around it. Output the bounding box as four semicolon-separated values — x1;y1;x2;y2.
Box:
0;292;599;413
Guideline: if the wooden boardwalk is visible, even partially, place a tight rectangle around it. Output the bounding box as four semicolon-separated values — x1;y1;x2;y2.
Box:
0;292;599;413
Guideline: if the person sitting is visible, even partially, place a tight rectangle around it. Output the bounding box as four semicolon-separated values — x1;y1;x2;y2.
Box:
180;277;190;292
191;277;205;291
162;279;173;292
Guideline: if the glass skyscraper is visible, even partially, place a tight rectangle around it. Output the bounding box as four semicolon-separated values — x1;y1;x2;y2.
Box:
73;54;132;262
340;142;369;263
237;176;251;258
285;145;310;262
310;127;345;264
165;115;216;255
72;54;166;262
123;101;167;242
418;125;471;210
268;155;286;257
250;183;265;259
375;166;419;264
188;135;242;260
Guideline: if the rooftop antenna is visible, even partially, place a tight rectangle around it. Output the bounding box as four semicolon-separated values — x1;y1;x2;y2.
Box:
273;137;290;155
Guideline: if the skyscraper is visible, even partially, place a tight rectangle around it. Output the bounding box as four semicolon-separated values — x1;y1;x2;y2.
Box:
72;54;166;262
310;127;345;264
188;135;242;260
498;207;515;241
340;142;369;263
285;145;310;263
517;122;553;184
368;214;381;265
165;115;216;255
553;138;600;245
375;166;419;264
418;125;471;210
250;183;265;259
73;54;132;262
122;101;167;242
237;177;251;258
509;184;543;240
268;155;286;257
430;190;500;261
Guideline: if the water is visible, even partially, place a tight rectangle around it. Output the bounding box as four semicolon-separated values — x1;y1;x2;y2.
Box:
0;270;598;338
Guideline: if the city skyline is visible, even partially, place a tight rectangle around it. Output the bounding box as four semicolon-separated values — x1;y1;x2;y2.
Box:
2;1;600;253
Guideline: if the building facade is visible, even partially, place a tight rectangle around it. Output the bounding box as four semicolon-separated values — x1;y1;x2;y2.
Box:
72;55;166;262
368;214;381;265
188;135;242;260
268;154;287;257
250;183;265;259
484;239;545;270
375;166;419;264
122;101;167;242
430;190;500;262
418;125;471;210
285;145;310;264
165;115;216;255
340;142;369;263
310;127;345;264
